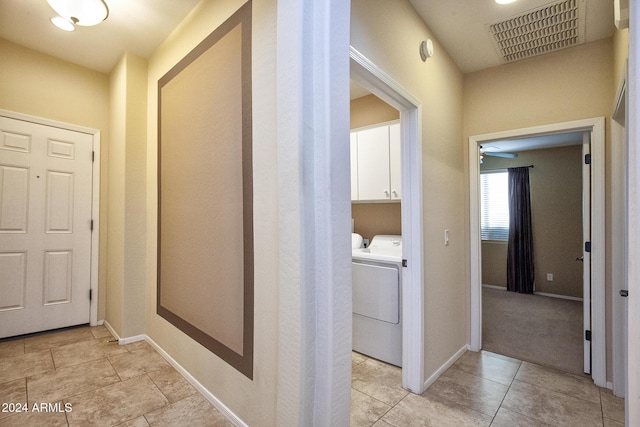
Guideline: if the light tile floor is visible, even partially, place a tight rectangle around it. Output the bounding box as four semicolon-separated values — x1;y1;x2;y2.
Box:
351;350;626;427
0;326;626;426
0;326;232;426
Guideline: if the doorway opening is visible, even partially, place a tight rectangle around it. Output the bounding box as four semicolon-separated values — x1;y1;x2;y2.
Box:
350;47;425;393
468;117;606;388
478;133;588;376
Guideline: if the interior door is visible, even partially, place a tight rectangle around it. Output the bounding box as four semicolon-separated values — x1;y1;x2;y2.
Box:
0;116;93;338
582;132;592;374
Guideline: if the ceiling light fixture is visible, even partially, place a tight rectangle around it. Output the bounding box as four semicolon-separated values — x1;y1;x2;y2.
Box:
47;0;109;31
495;0;518;4
50;16;75;31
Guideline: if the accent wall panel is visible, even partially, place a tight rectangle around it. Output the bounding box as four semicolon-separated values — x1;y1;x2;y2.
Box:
157;1;253;378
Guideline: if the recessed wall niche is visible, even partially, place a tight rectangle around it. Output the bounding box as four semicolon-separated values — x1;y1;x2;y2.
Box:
157;1;253;379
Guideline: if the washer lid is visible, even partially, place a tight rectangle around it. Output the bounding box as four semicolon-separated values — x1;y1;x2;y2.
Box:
369;235;402;249
367;235;402;257
352;233;364;249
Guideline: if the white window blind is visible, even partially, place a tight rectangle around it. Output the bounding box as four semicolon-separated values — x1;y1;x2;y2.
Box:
480;171;509;241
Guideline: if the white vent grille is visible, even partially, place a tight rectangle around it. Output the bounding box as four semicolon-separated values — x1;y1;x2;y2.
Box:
488;0;586;64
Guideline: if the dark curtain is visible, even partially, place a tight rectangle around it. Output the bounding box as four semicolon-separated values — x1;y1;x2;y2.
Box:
507;167;534;294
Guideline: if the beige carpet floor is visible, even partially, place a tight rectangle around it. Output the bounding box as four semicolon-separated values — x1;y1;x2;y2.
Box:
482;287;585;376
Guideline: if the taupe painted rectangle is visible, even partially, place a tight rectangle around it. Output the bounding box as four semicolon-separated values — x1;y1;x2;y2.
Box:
157;1;253;379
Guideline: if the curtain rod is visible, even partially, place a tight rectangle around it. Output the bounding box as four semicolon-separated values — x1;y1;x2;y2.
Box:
481;165;534;172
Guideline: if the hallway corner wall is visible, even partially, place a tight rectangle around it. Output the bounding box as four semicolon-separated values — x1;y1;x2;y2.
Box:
106;52;148;338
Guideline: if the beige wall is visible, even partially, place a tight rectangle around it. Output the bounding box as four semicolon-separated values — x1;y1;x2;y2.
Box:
464;38;613;136
106;52;148;337
144;0;279;425
352;0;466;380
480;145;583;298
613;29;629;92
350;94;401;241
352;203;401;242
464;38;614;380
0;38;110;321
351;93;399;128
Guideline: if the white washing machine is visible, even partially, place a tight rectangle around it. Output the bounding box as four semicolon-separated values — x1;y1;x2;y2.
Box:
352;234;402;367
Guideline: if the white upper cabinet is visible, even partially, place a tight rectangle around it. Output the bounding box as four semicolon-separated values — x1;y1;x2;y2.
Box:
350;132;359;200
350;121;401;202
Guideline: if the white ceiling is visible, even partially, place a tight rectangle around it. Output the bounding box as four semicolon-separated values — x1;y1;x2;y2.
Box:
1;1;617;76
481;131;584;153
409;0;615;74
0;0;200;73
0;0;618;153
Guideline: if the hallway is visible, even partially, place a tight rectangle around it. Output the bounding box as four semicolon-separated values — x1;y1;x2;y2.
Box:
0;326;231;426
0;326;625;426
351;351;624;426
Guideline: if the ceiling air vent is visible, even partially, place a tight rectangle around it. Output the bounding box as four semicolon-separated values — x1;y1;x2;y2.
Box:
488;0;586;64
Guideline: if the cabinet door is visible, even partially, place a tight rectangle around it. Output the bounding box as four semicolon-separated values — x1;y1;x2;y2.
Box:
389;123;401;200
357;126;390;201
350;132;359;200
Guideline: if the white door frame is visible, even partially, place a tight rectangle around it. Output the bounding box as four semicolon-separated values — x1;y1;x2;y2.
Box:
350;47;426;393
626;1;639;423
0;109;101;328
468;117;606;388
611;62;627;398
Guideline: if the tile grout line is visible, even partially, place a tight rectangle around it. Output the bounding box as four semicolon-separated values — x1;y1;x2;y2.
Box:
371;389;410;427
488;360;522;426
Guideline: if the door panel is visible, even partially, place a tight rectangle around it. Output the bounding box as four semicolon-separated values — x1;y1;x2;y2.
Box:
46;170;74;232
0;116;93;338
43;250;73;305
0;252;26;310
0;165;29;232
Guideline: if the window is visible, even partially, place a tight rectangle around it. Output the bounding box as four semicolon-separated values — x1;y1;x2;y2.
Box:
480;171;509;241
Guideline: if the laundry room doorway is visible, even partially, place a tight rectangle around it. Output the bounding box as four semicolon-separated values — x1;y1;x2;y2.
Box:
350;47;425;394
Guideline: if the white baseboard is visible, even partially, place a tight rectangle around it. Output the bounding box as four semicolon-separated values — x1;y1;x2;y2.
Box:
144;335;247;427
423;345;467;390
101;321;145;345
119;334;145;345
534;291;583;302
482;284;584;301
482;284;506;290
102;320;119;342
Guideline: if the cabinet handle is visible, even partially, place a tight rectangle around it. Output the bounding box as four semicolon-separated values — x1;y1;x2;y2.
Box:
384;189;389;196
392;190;398;196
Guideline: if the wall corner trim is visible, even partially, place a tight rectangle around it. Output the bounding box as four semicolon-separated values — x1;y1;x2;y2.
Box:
423;345;467;391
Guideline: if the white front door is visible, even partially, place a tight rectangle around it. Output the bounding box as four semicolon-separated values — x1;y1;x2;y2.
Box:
0;116;93;338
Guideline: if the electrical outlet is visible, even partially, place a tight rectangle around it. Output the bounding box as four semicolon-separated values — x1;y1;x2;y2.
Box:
547;273;554;281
